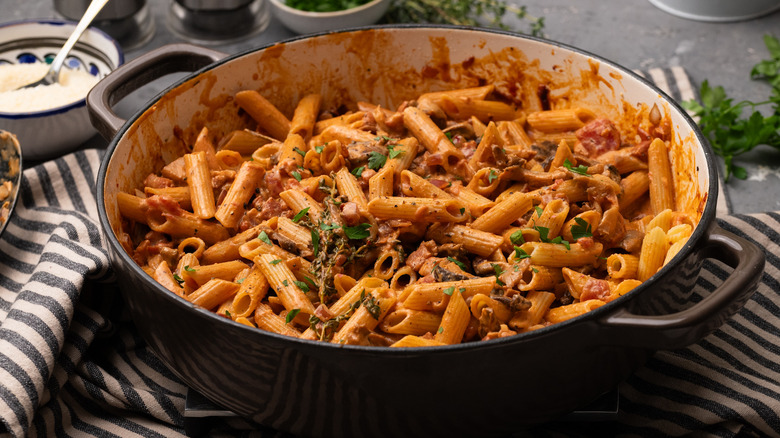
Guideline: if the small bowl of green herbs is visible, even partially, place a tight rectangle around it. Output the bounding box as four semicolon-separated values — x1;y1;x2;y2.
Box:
270;0;391;34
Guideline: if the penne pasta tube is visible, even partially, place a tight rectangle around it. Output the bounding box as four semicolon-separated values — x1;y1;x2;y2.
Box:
235;90;291;141
231;265;270;318
648;138;675;214
184;151;217;219
545;300;606;324
289;93;322;142
526;107;596;132
470;191;533;234
380;308;442;336
188;278;241;311
509;291;556;330
637;226;669;281
253;303;302;338
368;196;468;222
434;288;470;345
425;223;503;258
518;241;603;267
606;253;640;279
390;335;446;348
332;288;396;345
214;160;265;228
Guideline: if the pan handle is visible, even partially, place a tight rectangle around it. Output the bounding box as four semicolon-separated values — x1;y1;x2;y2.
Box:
599;224;764;350
87;43;226;140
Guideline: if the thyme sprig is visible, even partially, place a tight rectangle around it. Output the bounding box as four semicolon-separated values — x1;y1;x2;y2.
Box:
383;0;545;37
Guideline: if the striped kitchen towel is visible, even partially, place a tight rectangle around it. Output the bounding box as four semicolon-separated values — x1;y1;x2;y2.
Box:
0;68;773;438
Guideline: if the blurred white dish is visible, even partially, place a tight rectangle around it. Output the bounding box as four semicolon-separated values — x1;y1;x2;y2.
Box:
269;0;391;34
0;19;123;160
648;0;780;21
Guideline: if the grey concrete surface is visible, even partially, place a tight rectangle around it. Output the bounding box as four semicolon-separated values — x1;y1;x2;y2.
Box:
4;0;780;213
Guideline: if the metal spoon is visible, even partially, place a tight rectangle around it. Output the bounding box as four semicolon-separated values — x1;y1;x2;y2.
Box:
18;0;110;90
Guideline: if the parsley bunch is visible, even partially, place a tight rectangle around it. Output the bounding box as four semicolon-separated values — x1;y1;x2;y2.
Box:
285;0;371;12
383;0;544;36
683;34;780;181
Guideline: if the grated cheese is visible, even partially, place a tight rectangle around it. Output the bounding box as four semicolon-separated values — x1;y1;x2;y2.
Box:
0;63;100;113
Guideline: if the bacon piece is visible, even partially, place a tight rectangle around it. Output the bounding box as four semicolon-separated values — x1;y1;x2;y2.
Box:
580;278;612;302
576;118;621;157
143;174;174;189
340;201;361;226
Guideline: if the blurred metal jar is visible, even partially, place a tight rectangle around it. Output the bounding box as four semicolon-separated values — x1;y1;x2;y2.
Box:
167;0;270;45
54;0;155;50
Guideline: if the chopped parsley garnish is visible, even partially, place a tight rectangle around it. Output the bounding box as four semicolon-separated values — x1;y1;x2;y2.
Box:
285;308;300;323
237;278;245;284
314;145;325;154
534;225;572;250
270;259;283;265
534;206;544;217
447;256;467;271
510;230;525;245
293;147;306;157
363;294;382;320
514;246;530;259
311;229;320;256
367;151;387;170
282;280;289;287
172;273;184;284
351;166;365;177
445;132;454;143
293;207;310;223
570;217;593;240
258;231;272;244
459;287;466;293
532;267;539;273
387;144;404;159
294;280;310;292
459;207;466;215
343;223;372;240
563;159;590;176
184;265;196;272
491;263;506;286
320;222;341;231
488;169;499;183
443;286;455;296
438;327;444;334
291;170;302;181
225;310;231;317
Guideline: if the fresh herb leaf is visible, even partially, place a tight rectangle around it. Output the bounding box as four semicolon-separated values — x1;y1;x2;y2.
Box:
488;169;499;183
320;222;341;231
447;256;467;271
438;326;444;334
367;151;387;170
387;143;404;159
293;207;310;223
491;263;505;286
293;147;306;157
294;280;310;292
514;246;530;259
684;35;780;181
343;223;372;240
172;273;184;284
510;229;525;245
184;265;196;272
311;229;320;256
351;166;365;177
285;308;300;323
282;280;289;287
270;259;283;265
532;267;539;273
563;159;590;176
570;217;593;240
534;206;544;217
291;170;302;182
383;0;545;37
225;310;231;317
258;230;272;244
534;225;571;249
286;0;371;12
460;207;466;215
315;145;325;153
443;286;455;296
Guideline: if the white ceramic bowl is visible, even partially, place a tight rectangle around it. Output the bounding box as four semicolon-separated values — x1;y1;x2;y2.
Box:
269;0;391;34
648;0;780;21
0;19;123;160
